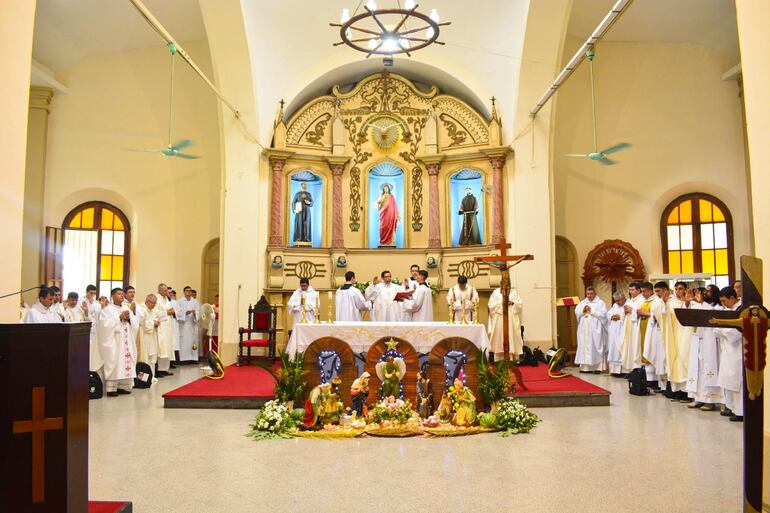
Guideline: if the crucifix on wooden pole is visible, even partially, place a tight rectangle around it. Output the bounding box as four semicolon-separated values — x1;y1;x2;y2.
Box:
475;239;534;360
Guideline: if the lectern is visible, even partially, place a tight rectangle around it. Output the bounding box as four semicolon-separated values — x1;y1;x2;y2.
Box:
0;322;90;513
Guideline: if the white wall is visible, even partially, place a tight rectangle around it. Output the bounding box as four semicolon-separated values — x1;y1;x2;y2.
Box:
42;40;221;296
554;37;750;301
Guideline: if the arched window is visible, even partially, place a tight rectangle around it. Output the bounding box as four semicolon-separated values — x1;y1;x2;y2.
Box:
661;193;734;288
62;202;131;298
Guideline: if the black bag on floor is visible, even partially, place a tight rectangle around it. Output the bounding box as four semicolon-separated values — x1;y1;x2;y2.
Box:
521;346;539;367
134;362;153;389
533;347;547;364
89;371;103;399
627;368;648;396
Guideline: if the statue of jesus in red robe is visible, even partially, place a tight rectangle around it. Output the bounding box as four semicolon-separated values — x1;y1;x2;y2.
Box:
377;183;399;247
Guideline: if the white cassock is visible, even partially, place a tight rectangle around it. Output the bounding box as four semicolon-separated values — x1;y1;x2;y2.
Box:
64;305;87;323
487;287;523;357
717;300;744;416
447;285;480;323
22;301;63;324
97;303;138;390
365;282;404;322
662;297;692;392
81;298;103;372
621;294;649;372
605;302;626;374
642;295;666;382
52;302;66;321
176;298;201;361
153;295;175;370
686;301;723;404
402;283;433;322
136;303;159;365
335;285;372;321
574;297;608;371
288;287;318;324
170;299;181;351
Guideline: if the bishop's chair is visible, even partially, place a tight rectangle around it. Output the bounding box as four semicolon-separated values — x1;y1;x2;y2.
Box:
238;295;277;365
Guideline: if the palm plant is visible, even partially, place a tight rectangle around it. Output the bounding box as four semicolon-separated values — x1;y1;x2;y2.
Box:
476;349;512;410
259;351;308;404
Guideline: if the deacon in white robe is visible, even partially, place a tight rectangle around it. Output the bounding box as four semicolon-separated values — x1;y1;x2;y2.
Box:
447;277;480;324
402;270;433;322
176;287;201;362
97;288;138;395
23;289;63;324
574;288;608;372
642;284;667;385
288;279;319;324
619;283;644;373
365;271;405;322
606;292;627;375
717;290;743;419
136;294;160;367
335;272;373;322
685;294;723;408
154;284;175;376
487;286;523;359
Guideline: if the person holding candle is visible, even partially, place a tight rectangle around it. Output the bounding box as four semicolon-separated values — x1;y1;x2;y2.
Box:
288;278;318;325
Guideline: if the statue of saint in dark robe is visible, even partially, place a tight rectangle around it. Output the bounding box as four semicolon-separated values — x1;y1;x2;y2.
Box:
292;182;313;246
458;187;481;245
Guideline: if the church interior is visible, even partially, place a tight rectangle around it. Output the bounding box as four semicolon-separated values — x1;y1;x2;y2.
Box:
2;0;770;512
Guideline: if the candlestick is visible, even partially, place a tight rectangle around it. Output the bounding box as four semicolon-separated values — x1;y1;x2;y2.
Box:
300;292;307;324
472;296;479;324
327;290;334;324
315;293;321;324
461;289;467;325
448;288;455;324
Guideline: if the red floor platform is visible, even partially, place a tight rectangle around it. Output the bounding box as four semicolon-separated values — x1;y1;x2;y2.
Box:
164;361;609;409
89;502;132;513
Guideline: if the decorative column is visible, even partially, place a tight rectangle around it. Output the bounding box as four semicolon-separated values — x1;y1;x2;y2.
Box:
483;148;512;245
326;156;349;249
419;156;445;249
264;150;294;247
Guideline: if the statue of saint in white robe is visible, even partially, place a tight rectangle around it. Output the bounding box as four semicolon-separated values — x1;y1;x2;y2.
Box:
487;287;523;358
22;300;63;324
642;295;666;382
176;297;201;362
717;300;744;416
365;282;404;322
288;287;318;324
402;283;433;322
97;303;138;392
136;302;160;365
153;295;175;371
606;301;626;374
335;284;372;321
574;297;608;371
685;301;723;404
447;284;479;323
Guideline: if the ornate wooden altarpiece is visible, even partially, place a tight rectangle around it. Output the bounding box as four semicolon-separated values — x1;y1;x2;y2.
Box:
581;239;646;292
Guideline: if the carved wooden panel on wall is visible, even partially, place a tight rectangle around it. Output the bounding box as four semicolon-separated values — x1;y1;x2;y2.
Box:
285;260;327;280
582;239;646;291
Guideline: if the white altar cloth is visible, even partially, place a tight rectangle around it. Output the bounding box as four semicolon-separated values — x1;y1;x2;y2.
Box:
286;321;489;359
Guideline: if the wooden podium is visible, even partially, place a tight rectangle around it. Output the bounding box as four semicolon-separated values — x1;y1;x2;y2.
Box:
0;322;90;513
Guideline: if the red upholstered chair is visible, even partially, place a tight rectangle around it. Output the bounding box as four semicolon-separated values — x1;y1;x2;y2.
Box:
238;295;277;365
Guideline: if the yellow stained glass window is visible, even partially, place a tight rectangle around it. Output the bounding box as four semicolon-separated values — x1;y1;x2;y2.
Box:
114;217;124;230
69;212;82;229
102;209;114;230
702;249;715;274
699;199;712;223
112;256;124;280
100;255;113;280
679;200;692;224
668;251;681;274
716;249;729;275
81;208;95;229
713;205;725;222
667;207;679;225
681;250;694;273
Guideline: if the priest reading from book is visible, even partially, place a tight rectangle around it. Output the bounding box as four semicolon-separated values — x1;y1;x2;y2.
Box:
335;271;373;321
365;270;406;321
401;270;433;322
288;277;318;324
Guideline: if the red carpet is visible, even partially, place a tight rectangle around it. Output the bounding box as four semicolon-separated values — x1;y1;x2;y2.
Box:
163;363;276;399
511;363;609;395
89;502;132;513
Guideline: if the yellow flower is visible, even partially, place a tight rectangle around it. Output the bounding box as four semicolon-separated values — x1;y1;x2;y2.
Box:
454;402;459;408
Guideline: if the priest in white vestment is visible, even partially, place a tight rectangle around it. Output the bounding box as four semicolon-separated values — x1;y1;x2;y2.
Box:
154;284;175;377
717;287;743;420
402;270;433;322
574;287;607;372
403;265;421;294
365;271;405;322
335;271;373;321
447;276;480;323
288;278;319;324
641;282;667;386
176;286;201;362
619;282;643;373
80;285;103;372
487;285;523;359
685;288;724;410
97;287;138;396
606;291;627;375
136;294;160;368
49;286;65;321
662;282;693;397
63;292;88;322
23;288;63;324
169;289;181;354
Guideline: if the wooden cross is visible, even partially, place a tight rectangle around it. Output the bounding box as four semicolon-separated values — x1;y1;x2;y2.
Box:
12;386;63;504
475;240;534;360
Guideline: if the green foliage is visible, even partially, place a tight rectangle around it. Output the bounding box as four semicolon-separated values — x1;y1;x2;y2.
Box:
247;400;296;441
495;398;540;435
368;399;416;424
260;352;308;403
476;350;512;405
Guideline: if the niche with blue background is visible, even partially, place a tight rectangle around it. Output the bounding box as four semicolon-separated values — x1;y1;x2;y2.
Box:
367;162;405;249
450;169;485;246
288;170;323;248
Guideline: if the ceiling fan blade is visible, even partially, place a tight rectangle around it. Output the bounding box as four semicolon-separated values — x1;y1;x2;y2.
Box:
599;143;630;155
170;139;193;151
173;152;201;159
122;148;161;153
598;156;616;165
564;153;588;158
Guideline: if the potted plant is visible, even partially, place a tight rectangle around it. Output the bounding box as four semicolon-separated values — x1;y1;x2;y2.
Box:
476;349;512;414
260;351;308;410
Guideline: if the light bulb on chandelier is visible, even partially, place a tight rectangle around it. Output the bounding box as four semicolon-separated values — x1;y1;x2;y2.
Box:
366;0;377;10
405;0;416;9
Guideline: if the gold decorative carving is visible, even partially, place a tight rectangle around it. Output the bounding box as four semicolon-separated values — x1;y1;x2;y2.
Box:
448;260;490;279
399;115;428;231
285;260;327;280
434;96;489;149
439;113;468;147
342;116;372;231
304;113;331;147
286;99;335;148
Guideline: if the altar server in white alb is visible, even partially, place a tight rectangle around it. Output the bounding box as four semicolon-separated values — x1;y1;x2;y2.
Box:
685;287;723;411
288;278;318;324
447;276;479;323
487;284;524;359
717;287;744;421
153;283;175;377
403;264;421;293
136;293;160;369
176;286;201;362
97;287;138;396
402;270;433;322
365;271;405;322
23;287;63;324
574;286;608;373
63;292;88;323
336;271;373;321
605;291;627;376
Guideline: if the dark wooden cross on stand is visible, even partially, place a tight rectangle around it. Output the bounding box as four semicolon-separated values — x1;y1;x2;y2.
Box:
475;239;534;361
12;386;64;504
675;255;767;513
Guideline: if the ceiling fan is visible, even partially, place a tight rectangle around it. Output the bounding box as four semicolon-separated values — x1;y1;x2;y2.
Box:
565;49;629;166
123;43;200;159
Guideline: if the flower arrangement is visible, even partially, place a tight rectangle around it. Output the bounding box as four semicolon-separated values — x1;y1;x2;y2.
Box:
248;400;297;440
261;351;308;406
494;398;540;436
476;350;512;407
368;396;417;425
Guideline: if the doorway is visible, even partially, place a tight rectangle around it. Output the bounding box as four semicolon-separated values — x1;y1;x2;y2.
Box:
555;236;579;350
201;238;219;305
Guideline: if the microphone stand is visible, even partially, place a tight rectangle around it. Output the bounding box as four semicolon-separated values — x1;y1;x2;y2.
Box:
0;286;42;300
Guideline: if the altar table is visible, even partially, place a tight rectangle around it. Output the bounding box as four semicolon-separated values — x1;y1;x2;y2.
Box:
286;321;489;358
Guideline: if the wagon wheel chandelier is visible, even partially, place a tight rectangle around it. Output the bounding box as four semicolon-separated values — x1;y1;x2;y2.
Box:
331;1;450;58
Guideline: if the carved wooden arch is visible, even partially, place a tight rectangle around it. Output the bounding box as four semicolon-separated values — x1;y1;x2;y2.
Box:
364;337;419;404
582;239;646;292
302;337;357;406
428;338;482;411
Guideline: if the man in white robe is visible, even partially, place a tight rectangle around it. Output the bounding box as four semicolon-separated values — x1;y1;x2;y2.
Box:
574;286;607;373
641;282;667;388
620;282;643;374
365;271;404;322
23;288;63;324
606;291;627;376
154;283;175;377
63;292;88;322
685;288;723;410
662;281;693;400
136;294;160;371
447;276;480;324
97;287;138;396
288;278;319;324
80;284;103;373
335;271;372;321
487;285;523;359
402;270;433;322
169;289;181;358
403;264;421;293
717;287;743;421
49;286;65;321
176;286;201;362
